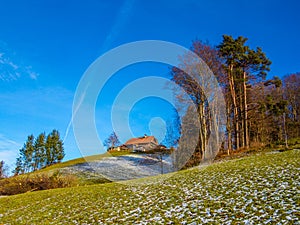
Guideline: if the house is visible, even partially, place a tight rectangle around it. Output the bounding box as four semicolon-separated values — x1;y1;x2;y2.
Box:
125;135;158;152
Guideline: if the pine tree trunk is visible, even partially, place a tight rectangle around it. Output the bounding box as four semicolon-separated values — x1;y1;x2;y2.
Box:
226;102;232;155
240;88;245;148
243;71;249;148
228;65;239;149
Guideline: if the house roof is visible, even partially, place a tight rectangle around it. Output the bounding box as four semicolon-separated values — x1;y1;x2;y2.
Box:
125;136;157;145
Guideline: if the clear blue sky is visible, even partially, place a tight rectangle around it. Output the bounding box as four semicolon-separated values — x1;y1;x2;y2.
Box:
0;0;299;169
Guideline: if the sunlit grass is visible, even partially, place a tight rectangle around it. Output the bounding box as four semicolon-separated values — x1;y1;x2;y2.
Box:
0;150;299;224
0;151;132;194
40;151;132;172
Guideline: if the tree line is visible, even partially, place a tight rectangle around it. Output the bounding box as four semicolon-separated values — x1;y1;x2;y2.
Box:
14;130;65;175
171;35;299;166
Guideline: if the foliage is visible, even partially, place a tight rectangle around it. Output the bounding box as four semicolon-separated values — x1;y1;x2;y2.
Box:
13;130;65;175
248;73;299;147
217;35;271;150
0;171;77;195
170;36;299;169
283;73;300;138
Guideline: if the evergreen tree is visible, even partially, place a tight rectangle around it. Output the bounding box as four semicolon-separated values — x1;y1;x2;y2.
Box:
45;134;53;166
33;133;46;170
45;130;65;165
14;130;65;173
13;157;23;176
51;130;65;163
217;35;271;149
22;135;35;173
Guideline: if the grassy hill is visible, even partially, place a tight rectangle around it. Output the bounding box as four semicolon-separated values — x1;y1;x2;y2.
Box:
0;151;133;189
39;151;132;171
0;150;299;224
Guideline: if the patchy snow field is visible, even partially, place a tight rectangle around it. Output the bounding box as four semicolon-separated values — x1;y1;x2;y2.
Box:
60;154;174;181
0;150;299;224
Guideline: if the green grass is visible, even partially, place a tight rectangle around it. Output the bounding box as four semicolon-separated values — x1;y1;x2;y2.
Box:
288;137;300;149
0;151;133;195
0;150;299;224
6;151;133;186
39;151;132;172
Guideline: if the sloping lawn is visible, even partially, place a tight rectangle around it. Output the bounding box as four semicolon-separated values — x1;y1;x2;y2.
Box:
39;151;132;172
0;150;299;224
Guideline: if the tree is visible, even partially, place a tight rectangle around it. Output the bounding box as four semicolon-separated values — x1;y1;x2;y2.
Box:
45;130;65;165
174;105;200;169
0;160;7;179
22;135;35;173
162;110;181;148
283;73;300;138
45;134;53;166
171;40;223;165
170;35;297;160
104;132;121;150
33;133;46;170
14;130;65;173
217;35;271;149
13;157;23;176
248;77;288;147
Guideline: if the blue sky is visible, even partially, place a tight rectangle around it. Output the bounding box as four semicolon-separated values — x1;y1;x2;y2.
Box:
0;0;299;170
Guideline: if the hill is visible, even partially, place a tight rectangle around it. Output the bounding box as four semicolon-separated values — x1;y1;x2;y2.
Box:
40;151;173;184
0;149;299;224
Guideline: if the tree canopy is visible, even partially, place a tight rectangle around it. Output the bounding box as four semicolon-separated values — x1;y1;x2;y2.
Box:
13;130;65;175
171;35;299;168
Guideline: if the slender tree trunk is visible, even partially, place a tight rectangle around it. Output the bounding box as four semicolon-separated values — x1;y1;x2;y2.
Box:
283;113;288;148
226;101;232;155
240;88;245;148
228;65;239;149
233;96;239;149
243;71;249;148
198;102;207;161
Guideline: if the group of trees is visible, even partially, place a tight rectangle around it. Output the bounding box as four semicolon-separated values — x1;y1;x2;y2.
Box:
217;35;272;151
248;73;300;146
14;130;65;175
171;35;299;166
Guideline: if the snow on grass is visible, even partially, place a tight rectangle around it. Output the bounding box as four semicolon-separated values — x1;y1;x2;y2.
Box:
60;154;174;182
0;150;299;224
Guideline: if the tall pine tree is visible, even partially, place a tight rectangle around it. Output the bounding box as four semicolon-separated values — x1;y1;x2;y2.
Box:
33;133;46;170
14;130;65;174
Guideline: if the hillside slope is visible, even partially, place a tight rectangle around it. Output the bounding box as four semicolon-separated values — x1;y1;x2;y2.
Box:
0;150;299;224
60;153;173;182
33;152;173;185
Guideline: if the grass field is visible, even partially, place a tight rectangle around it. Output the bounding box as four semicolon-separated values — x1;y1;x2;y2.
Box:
0;150;299;224
0;151;133;187
39;151;132;172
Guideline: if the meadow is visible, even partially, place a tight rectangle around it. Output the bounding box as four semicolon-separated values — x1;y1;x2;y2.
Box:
0;149;299;224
